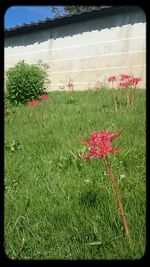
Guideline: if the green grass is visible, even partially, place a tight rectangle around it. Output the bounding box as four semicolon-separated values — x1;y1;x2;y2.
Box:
4;88;146;259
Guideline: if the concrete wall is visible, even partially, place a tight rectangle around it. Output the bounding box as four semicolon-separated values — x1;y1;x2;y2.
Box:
5;7;146;90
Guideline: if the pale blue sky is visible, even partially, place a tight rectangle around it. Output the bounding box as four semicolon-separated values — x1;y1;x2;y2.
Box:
5;6;65;29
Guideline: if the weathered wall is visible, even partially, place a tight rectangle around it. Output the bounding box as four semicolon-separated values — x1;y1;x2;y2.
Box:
5;7;146;90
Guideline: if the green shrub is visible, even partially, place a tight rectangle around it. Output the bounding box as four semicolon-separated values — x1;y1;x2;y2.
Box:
5;60;50;105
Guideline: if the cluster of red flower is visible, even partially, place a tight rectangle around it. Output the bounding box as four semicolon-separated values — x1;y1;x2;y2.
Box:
119;74;141;87
26;95;48;106
26;100;39;106
82;130;120;160
107;74;141;88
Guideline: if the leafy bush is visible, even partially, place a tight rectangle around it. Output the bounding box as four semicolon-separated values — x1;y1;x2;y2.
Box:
5;60;50;105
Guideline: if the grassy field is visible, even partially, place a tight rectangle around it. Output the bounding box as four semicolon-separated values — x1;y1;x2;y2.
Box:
4;88;146;260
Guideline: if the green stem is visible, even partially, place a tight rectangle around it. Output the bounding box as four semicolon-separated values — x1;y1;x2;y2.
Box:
112;89;117;112
103;156;129;236
126;89;130;107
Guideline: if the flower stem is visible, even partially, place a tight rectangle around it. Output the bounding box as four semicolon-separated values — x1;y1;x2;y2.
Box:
112;89;117;112
126;89;130;107
103;156;129;236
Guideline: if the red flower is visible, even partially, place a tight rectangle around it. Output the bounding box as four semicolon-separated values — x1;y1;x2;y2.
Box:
119;82;129;88
108;76;117;82
38;94;49;100
119;77;141;87
120;74;131;81
67;82;74;89
27;100;39;106
131;77;141;85
81;130;120;160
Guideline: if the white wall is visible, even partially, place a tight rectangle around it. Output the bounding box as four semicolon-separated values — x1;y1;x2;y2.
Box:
5;7;146;90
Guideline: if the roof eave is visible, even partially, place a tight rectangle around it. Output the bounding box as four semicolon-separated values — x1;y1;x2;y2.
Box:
5;6;140;37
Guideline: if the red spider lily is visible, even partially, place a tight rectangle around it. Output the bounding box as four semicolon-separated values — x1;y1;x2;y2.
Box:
83;131;119;146
107;74;141;88
119;82;129;88
27;100;39;106
130;77;141;86
81;130;129;236
83;144;119;160
107;74;141;109
81;130;120;160
120;74;131;81
119;77;141;88
67;82;74;89
107;76;118;111
38;94;48;100
107;76;117;82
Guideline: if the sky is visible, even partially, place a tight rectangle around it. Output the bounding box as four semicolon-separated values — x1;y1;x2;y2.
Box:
4;6;65;29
